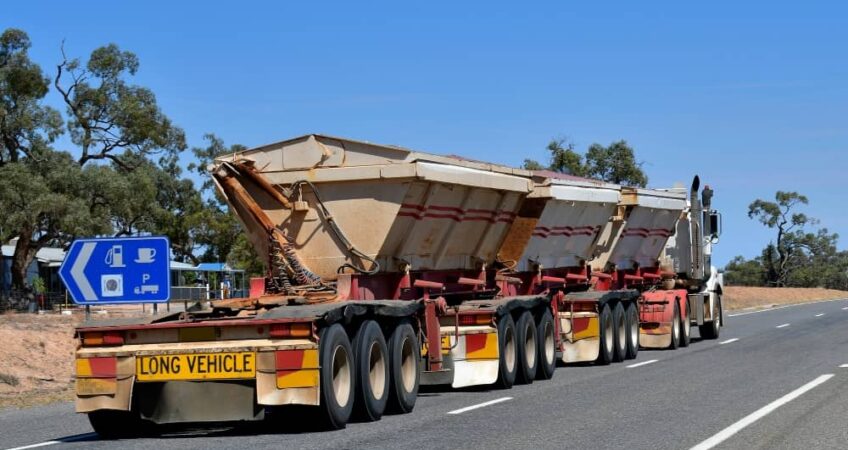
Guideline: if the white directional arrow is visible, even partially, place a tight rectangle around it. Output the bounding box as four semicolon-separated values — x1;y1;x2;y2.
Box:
72;242;97;301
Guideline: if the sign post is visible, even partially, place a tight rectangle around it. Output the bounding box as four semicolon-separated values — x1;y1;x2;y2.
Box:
59;236;171;305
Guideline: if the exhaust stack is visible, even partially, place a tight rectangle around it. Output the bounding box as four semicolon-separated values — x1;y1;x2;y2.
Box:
689;175;705;280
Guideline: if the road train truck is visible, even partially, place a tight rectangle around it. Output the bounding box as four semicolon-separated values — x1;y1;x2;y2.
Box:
72;134;723;436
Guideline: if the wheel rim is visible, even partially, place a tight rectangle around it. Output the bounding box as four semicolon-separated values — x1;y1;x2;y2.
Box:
368;341;386;399
504;326;516;372
399;335;416;393
604;314;613;353
673;315;679;341
716;300;722;328
332;344;352;407
524;322;536;368
630;311;638;347
543;321;555;364
617;314;625;351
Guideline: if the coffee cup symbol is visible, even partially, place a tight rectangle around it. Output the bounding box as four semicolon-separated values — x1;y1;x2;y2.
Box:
135;248;156;264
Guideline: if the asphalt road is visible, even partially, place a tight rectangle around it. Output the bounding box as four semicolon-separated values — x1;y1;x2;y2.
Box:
2;298;847;450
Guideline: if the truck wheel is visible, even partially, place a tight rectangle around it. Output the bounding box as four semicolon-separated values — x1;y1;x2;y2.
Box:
680;300;691;347
699;294;722;340
596;304;613;365
352;320;389;422
515;311;538;384
88;410;153;439
669;302;680;350
535;308;556;380
612;302;626;362
625;302;639;359
319;323;355;429
386;321;419;414
495;314;517;389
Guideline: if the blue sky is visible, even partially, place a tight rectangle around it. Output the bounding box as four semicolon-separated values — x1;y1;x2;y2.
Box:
5;1;848;266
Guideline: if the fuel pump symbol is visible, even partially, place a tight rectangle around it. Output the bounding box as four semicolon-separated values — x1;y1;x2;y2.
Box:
105;245;125;268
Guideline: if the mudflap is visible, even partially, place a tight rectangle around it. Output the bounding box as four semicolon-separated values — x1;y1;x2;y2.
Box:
441;329;500;388
136;380;263;424
639;290;686;349
75;355;135;413
559;311;600;363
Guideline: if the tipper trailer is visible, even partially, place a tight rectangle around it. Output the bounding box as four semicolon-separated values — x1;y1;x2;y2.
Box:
73;134;723;436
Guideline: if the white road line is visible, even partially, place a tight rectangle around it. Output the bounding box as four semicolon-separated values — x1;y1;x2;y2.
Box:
839;364;848;368
5;433;97;450
815;313;825;317
728;298;848;317
842;307;848;310
776;323;790;328
689;374;834;450
719;338;739;345
626;359;658;368
447;396;513;415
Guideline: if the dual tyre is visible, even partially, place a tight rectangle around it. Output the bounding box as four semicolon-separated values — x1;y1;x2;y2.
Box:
319;320;420;430
597;301;636;365
699;294;722;340
497;309;556;388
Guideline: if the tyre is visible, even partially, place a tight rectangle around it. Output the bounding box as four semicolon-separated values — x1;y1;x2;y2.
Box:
624;302;639;359
88;410;153;439
596;304;613;365
680;299;691;347
495;314;517;388
699;294;722;340
669;302;680;350
612;302;627;362
386;321;419;414
352;320;389;422
515;311;538;384
318;323;355;429
535;308;557;380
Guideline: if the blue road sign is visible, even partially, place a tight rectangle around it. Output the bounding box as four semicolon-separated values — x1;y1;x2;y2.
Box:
59;236;171;305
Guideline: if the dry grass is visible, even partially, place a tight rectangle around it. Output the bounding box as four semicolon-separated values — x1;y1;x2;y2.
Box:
723;286;848;311
0;372;20;386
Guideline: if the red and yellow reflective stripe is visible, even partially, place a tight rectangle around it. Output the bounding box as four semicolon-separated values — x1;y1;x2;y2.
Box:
571;317;599;341
75;357;117;378
275;349;319;389
465;333;498;360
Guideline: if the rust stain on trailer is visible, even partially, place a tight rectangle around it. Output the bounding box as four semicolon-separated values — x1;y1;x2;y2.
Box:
498;198;546;263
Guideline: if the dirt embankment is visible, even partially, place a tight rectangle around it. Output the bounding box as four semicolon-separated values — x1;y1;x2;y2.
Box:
723;286;848;311
0;313;79;409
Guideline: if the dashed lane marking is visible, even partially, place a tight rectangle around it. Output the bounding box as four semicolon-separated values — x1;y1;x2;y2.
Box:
776;323;790;328
815;313;825;317
447;397;513;415
689;374;834;450
626;359;658;368
719;338;739;345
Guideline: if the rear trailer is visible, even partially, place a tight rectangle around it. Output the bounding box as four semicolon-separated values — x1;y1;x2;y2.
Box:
74;134;722;434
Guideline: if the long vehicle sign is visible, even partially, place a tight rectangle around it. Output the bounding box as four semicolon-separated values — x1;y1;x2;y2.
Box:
136;352;256;382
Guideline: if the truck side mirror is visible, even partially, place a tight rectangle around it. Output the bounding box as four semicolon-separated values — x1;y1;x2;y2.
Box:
709;211;721;238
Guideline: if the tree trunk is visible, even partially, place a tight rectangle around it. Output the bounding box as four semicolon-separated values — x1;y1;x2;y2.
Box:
10;228;39;291
775;226;787;287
